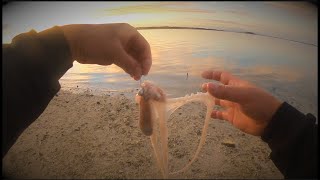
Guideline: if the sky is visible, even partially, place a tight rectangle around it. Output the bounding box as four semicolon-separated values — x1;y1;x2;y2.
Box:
2;1;318;45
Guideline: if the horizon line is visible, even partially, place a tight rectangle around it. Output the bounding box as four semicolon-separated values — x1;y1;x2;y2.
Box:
135;26;317;47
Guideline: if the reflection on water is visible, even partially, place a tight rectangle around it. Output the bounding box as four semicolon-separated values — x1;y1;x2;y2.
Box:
60;29;318;118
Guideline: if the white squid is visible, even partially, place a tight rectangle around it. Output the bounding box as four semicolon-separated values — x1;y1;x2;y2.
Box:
135;81;215;178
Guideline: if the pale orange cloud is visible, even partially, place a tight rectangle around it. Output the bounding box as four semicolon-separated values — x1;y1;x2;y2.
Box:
99;2;214;16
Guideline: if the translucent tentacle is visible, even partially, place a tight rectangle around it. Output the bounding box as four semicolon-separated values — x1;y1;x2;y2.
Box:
136;83;215;178
149;92;214;177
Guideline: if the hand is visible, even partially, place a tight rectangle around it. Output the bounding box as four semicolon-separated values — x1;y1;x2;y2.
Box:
201;70;282;136
61;23;152;80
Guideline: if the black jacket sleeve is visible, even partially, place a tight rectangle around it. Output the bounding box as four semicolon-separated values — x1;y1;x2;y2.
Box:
261;102;318;179
2;26;73;158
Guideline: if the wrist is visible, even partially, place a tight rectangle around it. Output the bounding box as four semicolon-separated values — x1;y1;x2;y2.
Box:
270;97;282;121
60;24;81;61
261;97;283;135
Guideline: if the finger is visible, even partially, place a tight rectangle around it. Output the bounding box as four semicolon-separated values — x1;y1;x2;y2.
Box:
201;70;236;85
131;33;152;75
138;35;152;75
201;83;208;92
214;98;230;108
114;48;142;80
205;83;248;103
211;110;230;122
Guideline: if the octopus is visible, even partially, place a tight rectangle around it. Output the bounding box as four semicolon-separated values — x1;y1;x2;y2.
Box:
135;81;215;178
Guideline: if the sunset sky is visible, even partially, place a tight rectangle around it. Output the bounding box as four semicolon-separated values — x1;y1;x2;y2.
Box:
2;1;318;45
3;1;317;116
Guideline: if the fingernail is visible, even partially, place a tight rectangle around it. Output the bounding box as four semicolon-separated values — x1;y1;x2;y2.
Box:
134;76;140;81
211;110;217;118
142;71;149;76
201;70;209;77
207;83;218;94
132;74;139;81
201;83;207;92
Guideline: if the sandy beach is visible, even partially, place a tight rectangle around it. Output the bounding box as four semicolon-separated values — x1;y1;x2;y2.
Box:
3;89;283;179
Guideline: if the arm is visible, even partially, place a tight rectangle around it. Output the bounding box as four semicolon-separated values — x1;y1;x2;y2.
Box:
261;102;318;178
3;26;73;158
2;23;152;158
201;70;318;178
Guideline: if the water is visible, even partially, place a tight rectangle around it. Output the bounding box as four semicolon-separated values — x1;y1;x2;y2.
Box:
2;2;318;117
60;29;318;118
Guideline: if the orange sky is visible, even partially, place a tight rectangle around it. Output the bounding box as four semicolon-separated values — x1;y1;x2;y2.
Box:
2;1;318;45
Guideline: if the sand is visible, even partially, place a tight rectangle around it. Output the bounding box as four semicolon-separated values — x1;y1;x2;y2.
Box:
2;90;283;179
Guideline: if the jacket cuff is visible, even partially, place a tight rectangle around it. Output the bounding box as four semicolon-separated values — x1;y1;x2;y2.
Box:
37;26;73;80
11;26;73;82
10;26;73;97
261;102;312;148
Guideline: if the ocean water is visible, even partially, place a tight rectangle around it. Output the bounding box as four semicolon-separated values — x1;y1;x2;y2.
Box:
3;2;318;117
60;28;318;118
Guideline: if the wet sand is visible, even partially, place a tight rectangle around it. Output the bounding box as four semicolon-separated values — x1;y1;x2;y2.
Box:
3;90;283;179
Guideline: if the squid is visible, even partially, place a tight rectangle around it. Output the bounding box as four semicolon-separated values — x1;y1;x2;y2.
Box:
136;81;166;136
135;81;215;178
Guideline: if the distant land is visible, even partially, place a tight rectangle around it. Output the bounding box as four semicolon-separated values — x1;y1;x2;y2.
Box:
136;26;317;47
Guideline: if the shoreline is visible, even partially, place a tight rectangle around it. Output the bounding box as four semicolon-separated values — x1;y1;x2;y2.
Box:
136;26;317;47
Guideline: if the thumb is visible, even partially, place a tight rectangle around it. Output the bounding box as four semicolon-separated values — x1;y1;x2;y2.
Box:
206;83;249;103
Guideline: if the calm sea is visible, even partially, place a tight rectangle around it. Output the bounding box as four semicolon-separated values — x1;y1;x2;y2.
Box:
3;2;318;118
60;28;317;118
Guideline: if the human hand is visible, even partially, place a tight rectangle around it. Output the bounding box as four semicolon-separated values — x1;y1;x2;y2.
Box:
61;23;152;80
201;70;282;136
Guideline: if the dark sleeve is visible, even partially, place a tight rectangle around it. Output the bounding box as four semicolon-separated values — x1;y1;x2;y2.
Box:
2;26;73;158
261;102;318;179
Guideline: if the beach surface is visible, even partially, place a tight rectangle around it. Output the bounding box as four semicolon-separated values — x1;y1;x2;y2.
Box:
3;89;283;179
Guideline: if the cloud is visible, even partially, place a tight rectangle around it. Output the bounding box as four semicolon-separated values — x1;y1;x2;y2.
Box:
99;2;215;16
